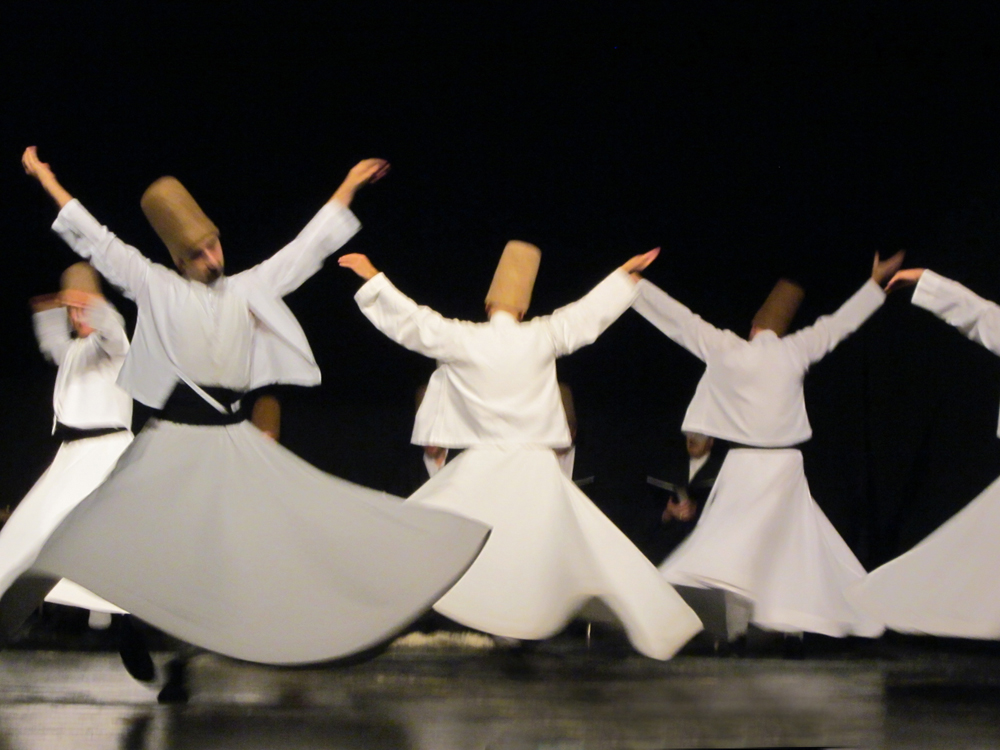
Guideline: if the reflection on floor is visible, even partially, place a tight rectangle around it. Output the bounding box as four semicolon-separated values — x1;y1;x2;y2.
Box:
1;633;999;749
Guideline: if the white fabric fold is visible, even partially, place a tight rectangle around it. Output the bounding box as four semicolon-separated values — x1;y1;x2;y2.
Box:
33;420;491;664
662;449;883;638
410;447;703;659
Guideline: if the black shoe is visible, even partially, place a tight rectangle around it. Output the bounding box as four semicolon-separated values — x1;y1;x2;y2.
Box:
157;657;189;704
118;615;156;683
782;633;805;660
715;633;747;657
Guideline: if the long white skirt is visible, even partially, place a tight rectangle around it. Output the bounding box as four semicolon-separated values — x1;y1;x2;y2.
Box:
660;449;882;638
848;473;1000;639
31;419;490;664
0;431;132;621
407;446;703;660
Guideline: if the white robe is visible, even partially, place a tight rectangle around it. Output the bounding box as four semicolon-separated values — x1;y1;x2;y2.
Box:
29;200;491;665
849;270;1000;638
355;270;703;660
634;279;886;637
51;199;358;408
0;301;132;629
634;279;886;446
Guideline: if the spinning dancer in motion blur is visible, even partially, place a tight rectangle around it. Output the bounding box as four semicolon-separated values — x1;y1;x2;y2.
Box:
21;147;489;700
341;243;702;660
633;251;904;651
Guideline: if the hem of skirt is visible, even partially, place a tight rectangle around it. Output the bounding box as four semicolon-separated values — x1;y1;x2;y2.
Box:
663;572;882;638
432;596;583;642
879;615;1000;640
752;604;884;639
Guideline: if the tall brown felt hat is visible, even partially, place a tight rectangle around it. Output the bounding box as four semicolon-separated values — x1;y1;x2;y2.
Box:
60;262;102;296
752;279;805;337
140;176;219;266
485;240;542;316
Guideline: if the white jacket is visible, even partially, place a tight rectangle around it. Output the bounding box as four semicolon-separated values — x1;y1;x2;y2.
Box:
633;278;886;446
355;269;637;448
52;199;360;408
33;299;132;430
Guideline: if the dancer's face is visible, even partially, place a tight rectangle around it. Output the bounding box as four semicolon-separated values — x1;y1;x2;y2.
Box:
179;235;225;284
685;432;713;459
67;305;94;338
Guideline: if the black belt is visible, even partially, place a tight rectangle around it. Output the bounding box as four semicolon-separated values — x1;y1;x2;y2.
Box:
729;443;800;450
156;383;247;426
54;423;128;443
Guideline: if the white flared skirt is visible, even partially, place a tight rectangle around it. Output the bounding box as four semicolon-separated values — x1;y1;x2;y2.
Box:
848;472;1000;639
660;448;882;638
0;431;132;617
406;446;703;660
31;419;490;664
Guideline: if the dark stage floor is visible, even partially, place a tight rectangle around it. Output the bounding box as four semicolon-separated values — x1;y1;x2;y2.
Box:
1;633;999;749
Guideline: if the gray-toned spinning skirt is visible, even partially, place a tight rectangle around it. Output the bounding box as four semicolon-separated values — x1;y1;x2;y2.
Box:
32;419;490;664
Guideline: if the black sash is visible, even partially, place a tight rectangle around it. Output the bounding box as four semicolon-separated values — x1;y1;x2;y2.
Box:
729;443;801;450
53;423;128;443
157;383;247;426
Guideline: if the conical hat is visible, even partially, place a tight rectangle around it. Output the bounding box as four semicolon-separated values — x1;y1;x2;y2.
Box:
485;241;541;315
752;279;805;337
140;176;219;266
60;262;102;296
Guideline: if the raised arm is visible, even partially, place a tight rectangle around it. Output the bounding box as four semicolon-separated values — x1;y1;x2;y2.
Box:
237;159;389;298
24;147;152;299
67;292;130;359
899;269;1000;357
542;249;658;356
22;147;73;209
342;254;464;361
31;296;72;366
631;279;730;362
329;158;390;209
785;251;903;365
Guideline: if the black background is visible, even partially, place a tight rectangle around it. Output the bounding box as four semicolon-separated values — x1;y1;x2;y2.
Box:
3;1;1000;567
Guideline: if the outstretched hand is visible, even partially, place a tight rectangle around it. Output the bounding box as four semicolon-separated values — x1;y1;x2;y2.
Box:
330;159;391;208
886;267;926;293
620;247;660;282
871;250;906;288
338;253;379;281
22;146;53;181
348;158;391;187
22;146;73;208
29;293;62;313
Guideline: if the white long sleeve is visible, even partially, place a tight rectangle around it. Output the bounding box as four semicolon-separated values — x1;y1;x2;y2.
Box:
543;270;638;356
234;200;361;297
911;269;1000;437
912;269;1000;357
84;298;130;359
33;308;73;366
52;200;152;301
354;269;635;447
785;279;886;368
632;279;736;362
51;198;361;408
353;273;469;362
636;278;885;447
